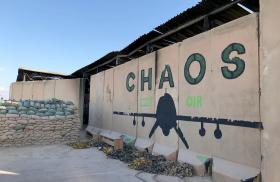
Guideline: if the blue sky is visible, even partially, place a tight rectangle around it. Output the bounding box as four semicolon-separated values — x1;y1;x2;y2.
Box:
0;0;200;99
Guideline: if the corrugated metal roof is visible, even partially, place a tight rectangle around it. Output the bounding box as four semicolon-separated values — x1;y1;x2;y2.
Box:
72;51;119;77
71;0;258;77
17;68;71;81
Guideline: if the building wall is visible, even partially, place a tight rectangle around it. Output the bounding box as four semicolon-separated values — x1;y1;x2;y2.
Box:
260;0;280;181
89;14;261;169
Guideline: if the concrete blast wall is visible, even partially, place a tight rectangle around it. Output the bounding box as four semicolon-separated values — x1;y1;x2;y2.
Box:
260;0;280;181
10;79;84;121
178;14;260;168
89;13;261;171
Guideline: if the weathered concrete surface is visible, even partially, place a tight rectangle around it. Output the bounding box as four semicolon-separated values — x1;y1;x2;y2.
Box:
102;69;114;131
10;79;84;123
153;43;180;157
178;13;260;169
113;59;138;136
10;79;82;108
260;0;280;181
0;145;211;182
137;52;156;140
89;72;104;129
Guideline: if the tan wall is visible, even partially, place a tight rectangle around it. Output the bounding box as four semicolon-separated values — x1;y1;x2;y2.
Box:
260;0;280;181
89;72;104;128
178;14;260;168
89;14;261;169
43;80;56;99
112;59;138;136
102;69;114;131
10;79;82;106
154;43;180;149
10;79;84;121
137;53;156;139
9;82;23;101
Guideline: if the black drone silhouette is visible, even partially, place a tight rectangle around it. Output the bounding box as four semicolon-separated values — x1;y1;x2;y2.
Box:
148;93;189;148
113;93;263;149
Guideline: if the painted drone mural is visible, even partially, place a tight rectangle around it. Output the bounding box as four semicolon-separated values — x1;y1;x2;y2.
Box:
113;42;263;150
113;93;263;149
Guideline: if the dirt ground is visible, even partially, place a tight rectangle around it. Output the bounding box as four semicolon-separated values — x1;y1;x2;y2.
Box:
0;144;212;182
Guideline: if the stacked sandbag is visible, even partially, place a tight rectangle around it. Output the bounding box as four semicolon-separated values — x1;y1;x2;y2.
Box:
0;99;81;147
0;98;77;118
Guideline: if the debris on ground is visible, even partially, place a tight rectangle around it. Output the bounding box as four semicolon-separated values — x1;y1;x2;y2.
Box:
68;137;193;178
68;140;91;149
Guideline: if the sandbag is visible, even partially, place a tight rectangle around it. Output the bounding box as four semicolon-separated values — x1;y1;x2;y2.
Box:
55;111;65;116
8;109;19;114
22;100;30;107
18;106;28;111
6;106;16;110
0;110;7;114
0;106;6;110
27;110;36;115
19;111;27;115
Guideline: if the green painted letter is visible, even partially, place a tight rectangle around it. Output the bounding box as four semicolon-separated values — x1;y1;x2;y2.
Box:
159;65;174;89
126;72;135;92
184;53;206;85
141;68;152;91
221;43;246;79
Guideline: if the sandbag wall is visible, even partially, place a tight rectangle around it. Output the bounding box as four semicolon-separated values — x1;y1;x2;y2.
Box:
9;78;84;122
89;14;261;169
0;99;81;147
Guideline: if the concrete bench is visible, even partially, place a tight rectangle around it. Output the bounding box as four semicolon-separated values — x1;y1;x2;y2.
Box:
99;130;123;150
86;126;104;141
134;137;154;152
212;157;260;182
152;143;178;161
178;149;211;176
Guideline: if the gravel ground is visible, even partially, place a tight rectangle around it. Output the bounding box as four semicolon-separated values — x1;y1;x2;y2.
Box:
0;144;212;182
